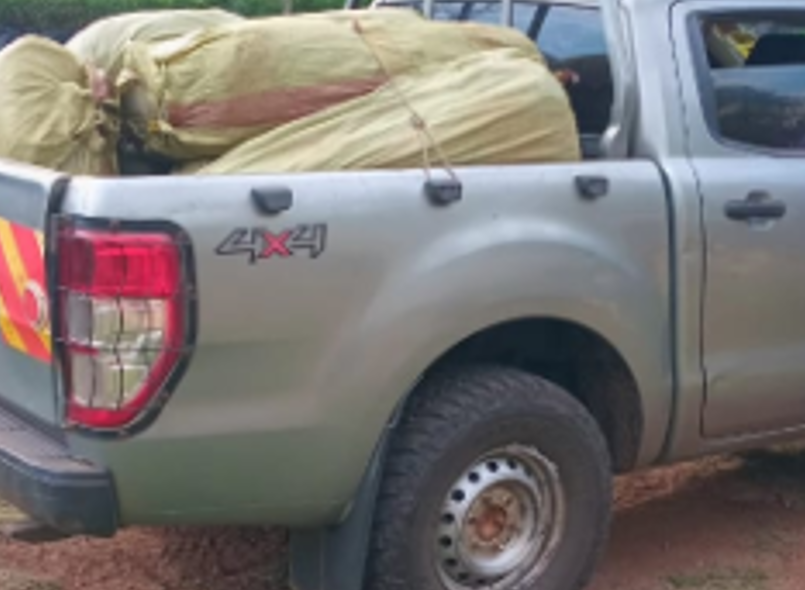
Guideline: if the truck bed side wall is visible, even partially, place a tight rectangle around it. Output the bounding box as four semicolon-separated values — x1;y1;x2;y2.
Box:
61;164;672;526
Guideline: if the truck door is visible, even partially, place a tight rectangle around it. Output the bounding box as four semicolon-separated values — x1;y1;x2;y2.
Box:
672;1;805;437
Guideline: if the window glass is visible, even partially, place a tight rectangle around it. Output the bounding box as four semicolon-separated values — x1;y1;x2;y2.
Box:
461;2;540;34
538;6;612;136
699;13;805;151
377;0;539;35
538;5;608;63
431;1;466;20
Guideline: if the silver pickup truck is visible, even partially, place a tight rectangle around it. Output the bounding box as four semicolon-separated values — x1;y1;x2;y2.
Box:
0;1;803;589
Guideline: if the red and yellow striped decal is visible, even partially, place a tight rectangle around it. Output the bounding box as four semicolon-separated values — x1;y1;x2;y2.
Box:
0;218;51;363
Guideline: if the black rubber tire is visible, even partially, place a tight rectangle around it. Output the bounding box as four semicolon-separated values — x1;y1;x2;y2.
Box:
365;365;612;590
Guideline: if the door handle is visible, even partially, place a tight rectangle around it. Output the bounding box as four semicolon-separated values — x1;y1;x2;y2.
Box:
725;192;787;221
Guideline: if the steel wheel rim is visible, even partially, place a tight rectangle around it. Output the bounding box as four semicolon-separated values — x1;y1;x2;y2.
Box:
435;444;566;590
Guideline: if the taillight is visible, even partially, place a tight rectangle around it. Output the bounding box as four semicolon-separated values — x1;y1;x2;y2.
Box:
56;223;191;431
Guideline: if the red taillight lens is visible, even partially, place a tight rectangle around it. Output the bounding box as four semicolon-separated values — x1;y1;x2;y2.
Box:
57;226;188;430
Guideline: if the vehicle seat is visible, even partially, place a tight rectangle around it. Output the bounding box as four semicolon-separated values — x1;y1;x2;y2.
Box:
746;34;805;66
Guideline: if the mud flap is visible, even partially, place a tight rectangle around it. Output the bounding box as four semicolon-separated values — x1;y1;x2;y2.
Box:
289;425;391;590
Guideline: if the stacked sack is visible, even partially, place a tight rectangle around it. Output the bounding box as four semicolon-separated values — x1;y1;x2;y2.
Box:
196;48;580;174
0;36;118;175
0;7;581;177
67;8;245;80
0;9;243;175
117;8;543;160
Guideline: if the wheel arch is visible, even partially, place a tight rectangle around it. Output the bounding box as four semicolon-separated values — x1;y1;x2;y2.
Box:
399;316;646;474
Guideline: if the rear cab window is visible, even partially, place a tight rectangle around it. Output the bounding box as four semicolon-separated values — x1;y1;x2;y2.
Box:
538;5;612;139
371;0;615;158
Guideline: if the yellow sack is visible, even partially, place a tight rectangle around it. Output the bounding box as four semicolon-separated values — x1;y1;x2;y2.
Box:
119;9;543;160
173;159;213;175
66;8;244;80
197;48;580;175
0;36;118;175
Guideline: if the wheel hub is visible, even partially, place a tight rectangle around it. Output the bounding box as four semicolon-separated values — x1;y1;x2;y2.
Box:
467;486;523;551
435;445;565;589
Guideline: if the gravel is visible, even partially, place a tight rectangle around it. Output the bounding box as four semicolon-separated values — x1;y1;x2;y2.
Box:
0;498;289;590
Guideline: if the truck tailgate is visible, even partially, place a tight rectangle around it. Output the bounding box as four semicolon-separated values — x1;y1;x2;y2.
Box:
0;160;63;423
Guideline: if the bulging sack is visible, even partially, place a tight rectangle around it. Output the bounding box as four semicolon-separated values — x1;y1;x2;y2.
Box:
0;36;118;175
196;48;580;175
119;9;544;160
67;8;244;80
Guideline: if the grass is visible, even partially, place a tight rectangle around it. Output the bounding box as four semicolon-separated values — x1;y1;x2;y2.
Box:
0;500;24;524
0;570;61;590
665;567;769;590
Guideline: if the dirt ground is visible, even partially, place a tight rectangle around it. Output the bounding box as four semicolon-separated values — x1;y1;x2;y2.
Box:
3;446;805;590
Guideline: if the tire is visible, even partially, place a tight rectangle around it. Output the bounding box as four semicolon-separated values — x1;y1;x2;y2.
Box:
365;365;612;590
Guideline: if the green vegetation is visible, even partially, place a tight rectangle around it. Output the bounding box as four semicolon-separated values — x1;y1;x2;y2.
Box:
0;570;61;590
665;567;768;590
0;499;24;524
0;0;346;31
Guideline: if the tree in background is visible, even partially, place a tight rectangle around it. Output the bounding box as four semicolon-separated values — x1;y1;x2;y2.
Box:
0;0;345;40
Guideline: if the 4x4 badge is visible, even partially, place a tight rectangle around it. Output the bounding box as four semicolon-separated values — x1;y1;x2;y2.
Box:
216;224;328;264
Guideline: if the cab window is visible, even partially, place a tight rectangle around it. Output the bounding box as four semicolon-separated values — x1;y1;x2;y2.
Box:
698;12;805;151
536;5;612;138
